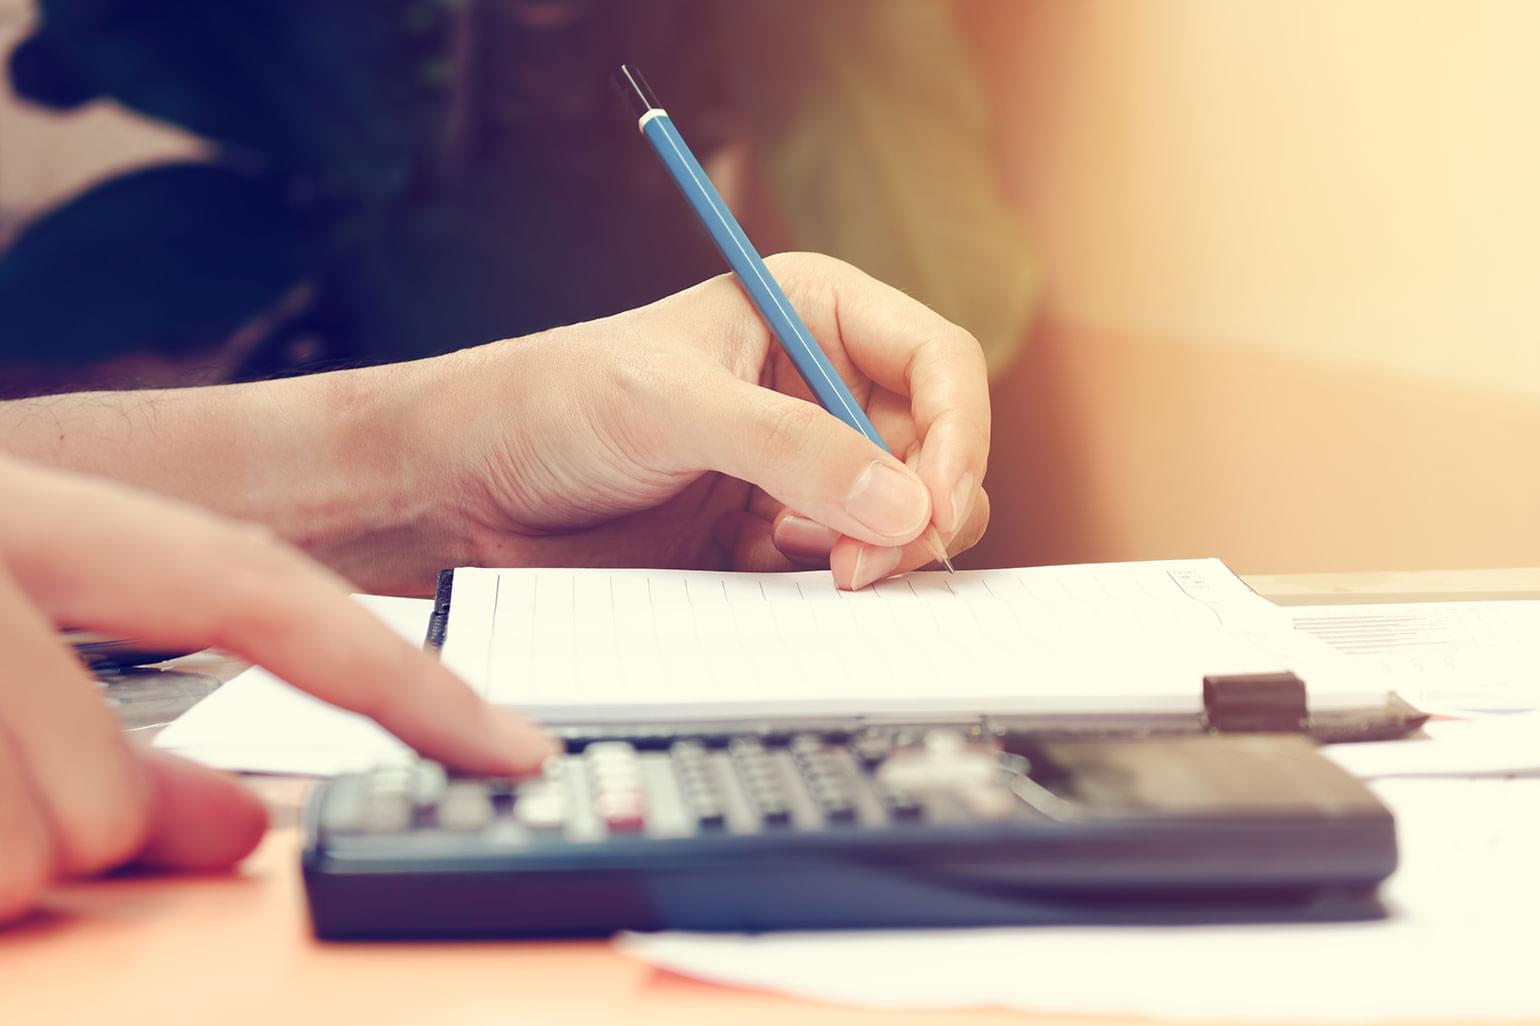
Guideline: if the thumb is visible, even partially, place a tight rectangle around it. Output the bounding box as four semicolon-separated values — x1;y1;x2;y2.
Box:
132;748;269;870
682;373;932;546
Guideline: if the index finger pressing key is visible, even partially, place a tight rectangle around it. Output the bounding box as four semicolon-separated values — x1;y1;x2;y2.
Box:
5;469;557;777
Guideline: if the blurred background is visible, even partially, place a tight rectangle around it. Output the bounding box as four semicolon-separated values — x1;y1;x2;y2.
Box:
3;0;1539;575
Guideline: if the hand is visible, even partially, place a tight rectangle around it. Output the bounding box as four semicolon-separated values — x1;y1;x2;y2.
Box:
413;253;991;589
0;455;554;925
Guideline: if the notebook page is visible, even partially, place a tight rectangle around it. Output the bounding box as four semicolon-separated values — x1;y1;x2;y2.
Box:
441;559;1378;722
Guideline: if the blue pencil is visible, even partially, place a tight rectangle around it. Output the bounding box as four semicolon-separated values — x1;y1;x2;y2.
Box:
613;64;953;571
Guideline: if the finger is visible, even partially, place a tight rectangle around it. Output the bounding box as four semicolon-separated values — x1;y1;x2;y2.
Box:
713;511;803;573
0;562;152;880
743;489;840;566
675;369;934;548
0;725;52;924
3;466;556;777
832;486;991;590
771;509;839;565
133;748;268;870
770;253;992;536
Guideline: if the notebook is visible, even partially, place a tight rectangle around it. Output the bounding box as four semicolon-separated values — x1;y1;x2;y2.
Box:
434;559;1401;726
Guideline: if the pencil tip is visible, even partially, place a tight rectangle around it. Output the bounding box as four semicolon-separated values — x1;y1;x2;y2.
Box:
922;527;954;573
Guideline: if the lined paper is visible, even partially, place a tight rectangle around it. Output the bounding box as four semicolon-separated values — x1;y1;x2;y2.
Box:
441;560;1375;722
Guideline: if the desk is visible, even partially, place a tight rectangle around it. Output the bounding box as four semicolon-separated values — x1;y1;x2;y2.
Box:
9;569;1540;1026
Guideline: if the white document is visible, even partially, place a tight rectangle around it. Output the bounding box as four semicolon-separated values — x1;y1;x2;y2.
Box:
1325;710;1540;778
152;594;424;774
441;559;1379;721
619;776;1540;1022
1290;600;1540;713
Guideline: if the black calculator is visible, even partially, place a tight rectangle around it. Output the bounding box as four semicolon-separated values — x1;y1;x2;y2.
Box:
302;728;1396;939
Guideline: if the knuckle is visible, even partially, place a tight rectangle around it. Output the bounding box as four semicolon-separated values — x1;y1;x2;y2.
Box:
223;520;314;597
765;251;853;290
947;324;986;362
757;401;821;465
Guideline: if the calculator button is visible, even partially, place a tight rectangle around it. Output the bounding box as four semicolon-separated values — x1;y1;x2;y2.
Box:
789;734;825;756
693;808;727;829
585;741;640;760
960;785;1018;821
879;789;924;821
591;765;642;792
437;783;494;831
514;792;569;830
410;762;448;807
596;792;646;831
758;804;791;826
819;800;857;823
852;732;893;768
360;793;413;834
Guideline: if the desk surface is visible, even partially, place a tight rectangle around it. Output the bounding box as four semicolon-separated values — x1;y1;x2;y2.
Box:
11;568;1540;1026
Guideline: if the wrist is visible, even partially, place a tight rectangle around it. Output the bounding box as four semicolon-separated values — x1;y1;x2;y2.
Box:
266;360;474;595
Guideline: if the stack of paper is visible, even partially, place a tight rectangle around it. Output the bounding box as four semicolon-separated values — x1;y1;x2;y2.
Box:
438;560;1381;720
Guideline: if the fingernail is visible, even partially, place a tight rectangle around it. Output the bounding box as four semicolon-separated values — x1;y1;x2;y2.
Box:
948;472;975;534
850;545;903;590
845;462;930;539
773;514;839;557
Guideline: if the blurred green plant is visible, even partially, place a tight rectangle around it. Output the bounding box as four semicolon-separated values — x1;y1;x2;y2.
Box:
0;0;1035;378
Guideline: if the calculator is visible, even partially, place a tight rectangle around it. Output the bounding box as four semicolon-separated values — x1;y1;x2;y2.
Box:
302;728;1396;938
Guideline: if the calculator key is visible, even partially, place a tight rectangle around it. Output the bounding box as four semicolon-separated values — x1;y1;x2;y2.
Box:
852;732;893;767
369;765;416;796
743;779;782;803
590;765;642;792
410;762;448;807
437;783;494;831
880;790;924;821
360;793;413;834
960;785;1018;821
806;774;849;802
819;800;857;823
585;741;639;760
758;804;791;827
596;792;646;831
789;734;825;756
514;792;570;830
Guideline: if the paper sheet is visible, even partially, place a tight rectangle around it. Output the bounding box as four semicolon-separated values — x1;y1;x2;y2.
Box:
619;776;1540;1022
442;560;1376;720
1324;710;1540;778
1290;600;1540;713
152;594;425;774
